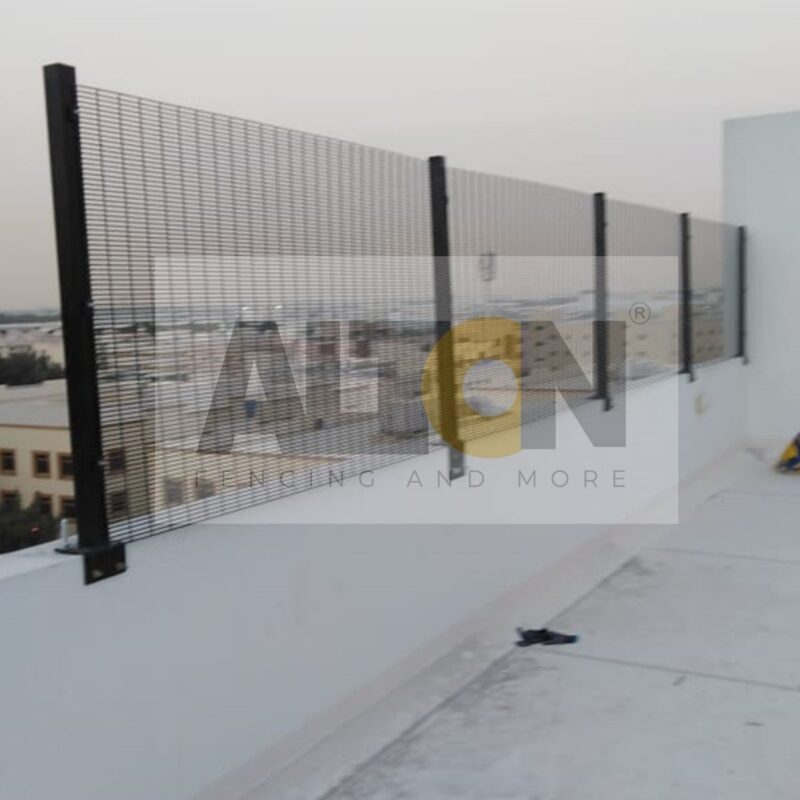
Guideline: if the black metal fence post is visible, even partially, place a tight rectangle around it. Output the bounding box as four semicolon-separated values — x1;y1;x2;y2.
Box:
43;63;125;582
593;192;612;410
737;225;748;364
428;156;465;480
679;212;695;381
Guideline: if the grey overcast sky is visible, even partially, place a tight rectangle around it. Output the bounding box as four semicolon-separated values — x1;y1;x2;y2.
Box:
2;0;799;309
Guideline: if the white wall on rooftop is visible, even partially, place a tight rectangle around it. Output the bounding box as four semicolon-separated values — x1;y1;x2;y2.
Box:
724;112;800;440
0;362;745;800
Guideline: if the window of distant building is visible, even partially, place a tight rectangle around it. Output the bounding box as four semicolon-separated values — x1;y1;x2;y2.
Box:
32;452;51;478
58;453;74;480
0;449;16;475
109;492;128;518
164;478;184;507
35;493;53;516
60;496;77;519
1;490;20;512
195;478;215;500
107;448;126;474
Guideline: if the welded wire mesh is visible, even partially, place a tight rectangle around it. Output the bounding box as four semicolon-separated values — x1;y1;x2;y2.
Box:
446;168;595;443
72;82;743;543
690;218;740;365
77;85;436;542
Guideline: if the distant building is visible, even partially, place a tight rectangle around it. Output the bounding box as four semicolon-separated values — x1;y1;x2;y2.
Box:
0;380;74;518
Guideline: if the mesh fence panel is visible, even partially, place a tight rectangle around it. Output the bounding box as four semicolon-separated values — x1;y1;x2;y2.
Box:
69;82;743;542
606;200;681;389
446;168;595;443
78;85;437;542
691;218;740;365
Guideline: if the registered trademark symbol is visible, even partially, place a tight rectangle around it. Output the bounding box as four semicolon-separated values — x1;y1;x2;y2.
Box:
629;302;651;324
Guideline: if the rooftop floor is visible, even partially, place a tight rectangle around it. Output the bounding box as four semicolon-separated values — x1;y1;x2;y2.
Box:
309;446;800;800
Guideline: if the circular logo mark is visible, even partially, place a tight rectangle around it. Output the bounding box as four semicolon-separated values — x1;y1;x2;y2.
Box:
629;302;651;325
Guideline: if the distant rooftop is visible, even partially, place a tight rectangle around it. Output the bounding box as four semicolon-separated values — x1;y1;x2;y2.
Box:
0;379;68;428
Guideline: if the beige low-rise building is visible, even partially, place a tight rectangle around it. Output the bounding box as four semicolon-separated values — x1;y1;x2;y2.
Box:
0;380;74;518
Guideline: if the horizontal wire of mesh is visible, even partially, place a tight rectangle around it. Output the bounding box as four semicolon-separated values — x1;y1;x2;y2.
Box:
446;168;595;444
77;85;437;542
606;200;681;390
690;218;740;365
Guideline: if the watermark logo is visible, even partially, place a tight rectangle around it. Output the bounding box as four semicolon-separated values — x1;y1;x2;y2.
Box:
629;302;652;325
196;316;626;458
149;254;680;525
